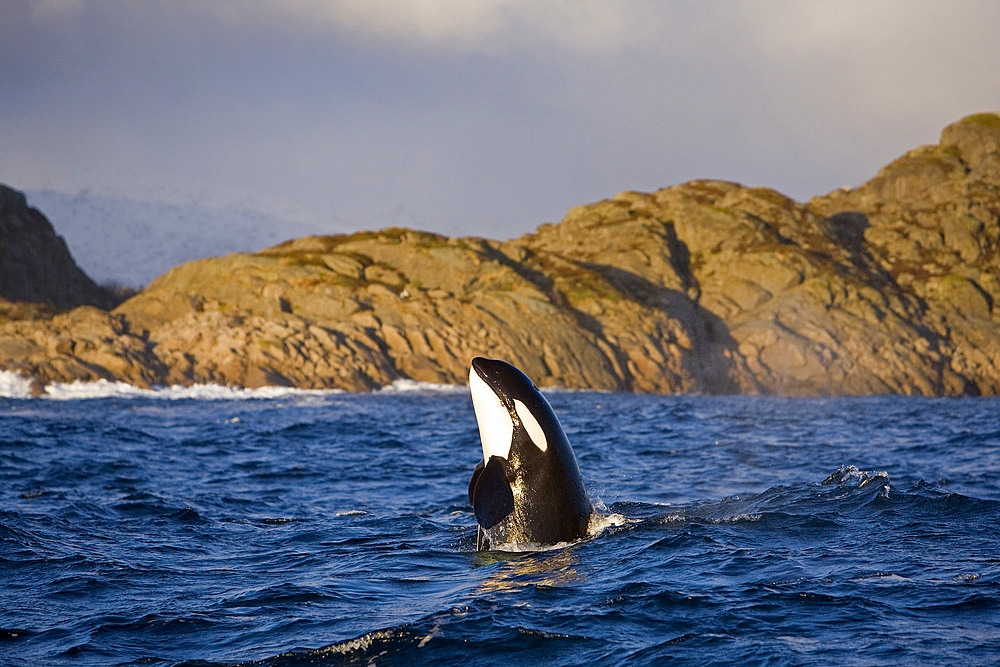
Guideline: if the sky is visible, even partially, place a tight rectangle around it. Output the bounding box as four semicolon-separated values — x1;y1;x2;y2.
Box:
2;0;1000;240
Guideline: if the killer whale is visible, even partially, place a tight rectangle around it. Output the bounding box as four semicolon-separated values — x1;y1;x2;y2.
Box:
468;357;593;549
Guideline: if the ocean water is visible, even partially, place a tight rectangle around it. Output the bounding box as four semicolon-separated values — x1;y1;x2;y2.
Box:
2;375;999;665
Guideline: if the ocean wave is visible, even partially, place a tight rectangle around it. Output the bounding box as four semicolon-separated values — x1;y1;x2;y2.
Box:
378;378;467;394
0;370;36;398
821;464;890;489
234;603;601;666
0;373;346;400
588;509;629;535
1;370;470;400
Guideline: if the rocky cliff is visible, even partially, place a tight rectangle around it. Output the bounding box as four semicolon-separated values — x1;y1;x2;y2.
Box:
2;114;999;395
0;185;115;310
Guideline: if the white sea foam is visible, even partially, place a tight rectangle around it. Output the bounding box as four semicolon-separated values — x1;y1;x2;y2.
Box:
706;513;762;524
0;371;343;400
0;371;35;398
539;384;610;394
378;379;466;394
42;378;148;400
0;371;591;400
315;629;394;657
0;371;473;400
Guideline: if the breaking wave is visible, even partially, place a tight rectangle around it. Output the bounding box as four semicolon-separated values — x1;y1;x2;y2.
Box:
0;370;471;400
378;378;466;394
0;370;344;400
0;370;34;398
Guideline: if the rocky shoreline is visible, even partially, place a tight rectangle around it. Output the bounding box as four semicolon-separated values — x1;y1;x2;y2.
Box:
2;113;999;396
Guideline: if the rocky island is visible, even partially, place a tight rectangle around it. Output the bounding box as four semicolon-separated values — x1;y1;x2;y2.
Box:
2;113;999;396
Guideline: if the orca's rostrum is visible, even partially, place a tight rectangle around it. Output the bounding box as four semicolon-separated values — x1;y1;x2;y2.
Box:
468;357;593;550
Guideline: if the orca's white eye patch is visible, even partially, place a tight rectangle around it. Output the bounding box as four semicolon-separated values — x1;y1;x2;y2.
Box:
470;367;513;460
514;399;547;452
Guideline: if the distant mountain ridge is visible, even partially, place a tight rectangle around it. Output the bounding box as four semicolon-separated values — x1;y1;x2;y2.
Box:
23;190;335;288
1;112;999;396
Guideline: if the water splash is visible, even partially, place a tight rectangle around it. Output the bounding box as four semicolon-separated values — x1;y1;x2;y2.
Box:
0;370;34;398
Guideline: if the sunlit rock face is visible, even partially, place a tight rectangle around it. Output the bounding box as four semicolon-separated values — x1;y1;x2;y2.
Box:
2;113;1000;396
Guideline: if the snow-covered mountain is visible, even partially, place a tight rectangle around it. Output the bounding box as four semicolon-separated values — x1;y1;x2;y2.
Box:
24;190;340;288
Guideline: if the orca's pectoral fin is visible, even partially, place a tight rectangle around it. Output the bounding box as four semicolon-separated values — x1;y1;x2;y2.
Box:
472;455;514;529
468;459;485;506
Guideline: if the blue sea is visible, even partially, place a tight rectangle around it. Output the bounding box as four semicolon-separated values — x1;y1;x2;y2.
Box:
2;375;999;665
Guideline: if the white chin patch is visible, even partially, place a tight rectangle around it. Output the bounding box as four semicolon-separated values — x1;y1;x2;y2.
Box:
514;399;548;452
470;367;513;461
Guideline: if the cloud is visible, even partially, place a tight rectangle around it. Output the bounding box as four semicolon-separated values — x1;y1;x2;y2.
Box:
2;0;999;246
746;1;1000;112
270;0;659;54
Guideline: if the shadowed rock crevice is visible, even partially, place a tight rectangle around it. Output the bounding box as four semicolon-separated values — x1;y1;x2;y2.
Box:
573;262;746;393
661;220;700;301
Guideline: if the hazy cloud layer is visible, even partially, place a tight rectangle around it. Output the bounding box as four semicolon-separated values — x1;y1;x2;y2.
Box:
2;0;999;239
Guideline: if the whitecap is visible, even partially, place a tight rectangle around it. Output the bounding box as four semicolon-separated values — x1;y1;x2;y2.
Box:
0;370;34;398
4;372;468;399
152;384;339;401
822;464;890;490
706;513;762;524
4;375;343;401
377;379;465;394
42;378;153;400
539;385;610;394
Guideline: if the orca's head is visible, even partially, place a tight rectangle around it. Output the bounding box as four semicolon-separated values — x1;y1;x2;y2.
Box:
469;357;554;463
467;357;592;545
